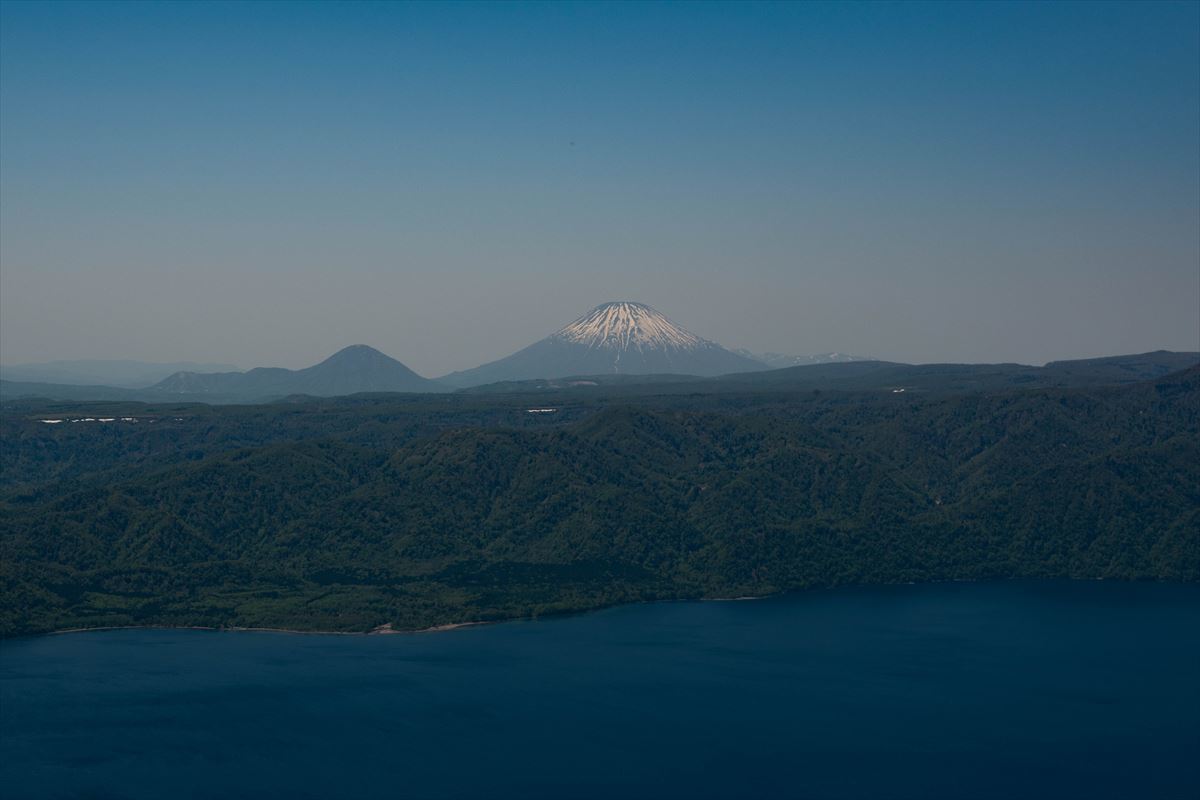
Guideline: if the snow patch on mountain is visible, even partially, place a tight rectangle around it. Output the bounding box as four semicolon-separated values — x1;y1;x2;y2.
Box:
437;300;768;387
553;302;706;352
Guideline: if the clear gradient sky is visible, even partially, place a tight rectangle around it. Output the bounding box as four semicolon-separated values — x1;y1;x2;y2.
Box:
1;0;1197;375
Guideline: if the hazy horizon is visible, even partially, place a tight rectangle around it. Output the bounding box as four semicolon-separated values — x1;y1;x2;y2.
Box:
4;319;1199;380
2;1;1197;375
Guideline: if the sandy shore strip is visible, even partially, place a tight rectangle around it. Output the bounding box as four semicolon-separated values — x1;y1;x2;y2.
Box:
41;621;491;638
34;591;784;639
371;621;488;634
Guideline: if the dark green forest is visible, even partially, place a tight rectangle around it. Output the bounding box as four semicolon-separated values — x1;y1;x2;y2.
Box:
1;366;1197;637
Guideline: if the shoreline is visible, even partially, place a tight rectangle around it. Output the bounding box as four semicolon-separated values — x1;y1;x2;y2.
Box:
42;620;495;639
31;594;770;640
16;576;1179;641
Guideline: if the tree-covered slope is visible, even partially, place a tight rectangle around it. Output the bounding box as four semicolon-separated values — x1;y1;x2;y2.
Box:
1;368;1196;637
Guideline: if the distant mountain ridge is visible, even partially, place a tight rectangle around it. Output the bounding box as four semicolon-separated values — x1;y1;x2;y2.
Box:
733;350;871;368
697;351;1200;394
0;359;240;388
455;351;1200;396
3;350;1197;405
151;345;440;400
440;301;766;387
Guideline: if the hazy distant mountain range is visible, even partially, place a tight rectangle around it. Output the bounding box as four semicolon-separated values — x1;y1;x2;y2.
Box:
1;300;1197;404
150;344;440;399
0;359;239;388
0;346;438;403
732;350;871;368
455;351;1200;396
439;301;766;388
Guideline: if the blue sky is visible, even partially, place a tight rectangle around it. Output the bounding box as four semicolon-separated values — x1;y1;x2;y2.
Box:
1;0;1197;373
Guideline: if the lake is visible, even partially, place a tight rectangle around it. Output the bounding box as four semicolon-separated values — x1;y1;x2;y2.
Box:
2;581;1197;799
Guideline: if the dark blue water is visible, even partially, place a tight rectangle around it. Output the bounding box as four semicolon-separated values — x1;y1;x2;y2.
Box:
2;581;1198;799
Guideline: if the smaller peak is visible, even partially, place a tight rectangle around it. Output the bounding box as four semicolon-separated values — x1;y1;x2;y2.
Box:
330;344;385;356
319;345;393;365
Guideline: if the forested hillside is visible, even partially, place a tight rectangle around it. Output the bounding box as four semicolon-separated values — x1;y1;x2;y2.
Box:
1;368;1196;637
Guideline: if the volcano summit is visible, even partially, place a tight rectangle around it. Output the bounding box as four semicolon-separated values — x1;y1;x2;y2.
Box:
440;301;766;387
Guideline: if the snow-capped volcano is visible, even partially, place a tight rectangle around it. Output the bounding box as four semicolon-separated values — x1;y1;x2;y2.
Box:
553;301;704;351
439;301;766;388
